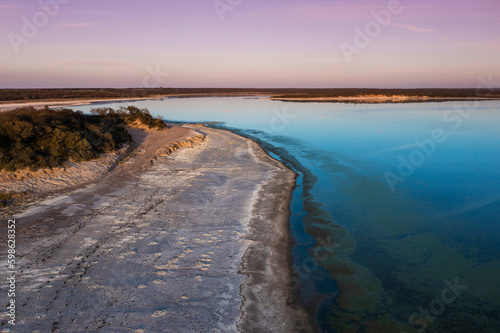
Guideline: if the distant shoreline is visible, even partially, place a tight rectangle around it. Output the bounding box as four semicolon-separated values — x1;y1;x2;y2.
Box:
0;94;265;111
1;94;500;112
0;95;167;111
1;87;500;110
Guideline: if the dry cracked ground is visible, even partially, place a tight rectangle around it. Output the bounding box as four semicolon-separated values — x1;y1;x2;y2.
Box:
0;125;313;333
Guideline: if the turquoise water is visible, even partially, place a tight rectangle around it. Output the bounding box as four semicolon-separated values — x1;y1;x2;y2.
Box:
78;98;500;332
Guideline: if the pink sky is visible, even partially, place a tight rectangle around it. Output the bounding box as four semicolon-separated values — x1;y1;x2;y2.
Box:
0;0;499;88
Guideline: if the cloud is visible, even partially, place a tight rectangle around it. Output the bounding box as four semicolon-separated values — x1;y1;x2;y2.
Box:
67;9;118;16
391;23;433;33
437;37;500;51
308;56;346;62
55;22;96;28
236;3;383;23
61;59;131;67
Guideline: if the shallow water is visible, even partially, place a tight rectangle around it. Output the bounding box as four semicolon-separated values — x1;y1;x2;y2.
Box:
78;97;500;332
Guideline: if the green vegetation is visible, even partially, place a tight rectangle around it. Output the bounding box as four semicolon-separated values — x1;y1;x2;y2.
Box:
0;88;167;101
0;106;130;171
0;105;165;172
90;106;167;130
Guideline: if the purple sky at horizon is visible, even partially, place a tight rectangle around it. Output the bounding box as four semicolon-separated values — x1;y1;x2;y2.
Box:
1;0;499;88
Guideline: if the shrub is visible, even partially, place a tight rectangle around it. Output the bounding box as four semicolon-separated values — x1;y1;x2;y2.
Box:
0;107;131;172
118;106;167;130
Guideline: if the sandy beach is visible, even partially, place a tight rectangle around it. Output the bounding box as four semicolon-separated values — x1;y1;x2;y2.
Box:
0;125;313;332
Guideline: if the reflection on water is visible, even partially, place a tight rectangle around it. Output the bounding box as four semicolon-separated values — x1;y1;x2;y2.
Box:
78;98;500;332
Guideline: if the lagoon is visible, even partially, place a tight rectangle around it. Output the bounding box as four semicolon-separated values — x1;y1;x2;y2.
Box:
78;97;500;332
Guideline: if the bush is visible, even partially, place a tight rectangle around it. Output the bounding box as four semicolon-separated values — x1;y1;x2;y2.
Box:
0;106;131;172
119;106;167;130
91;106;167;130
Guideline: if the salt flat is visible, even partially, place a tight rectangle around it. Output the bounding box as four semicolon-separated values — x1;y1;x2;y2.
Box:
0;125;312;332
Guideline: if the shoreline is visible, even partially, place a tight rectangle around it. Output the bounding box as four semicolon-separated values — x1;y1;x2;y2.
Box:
0;124;314;332
0;95;169;111
2;94;499;112
0;93;264;111
225;127;316;332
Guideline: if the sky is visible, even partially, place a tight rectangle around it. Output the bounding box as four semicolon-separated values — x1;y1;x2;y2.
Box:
0;0;499;88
